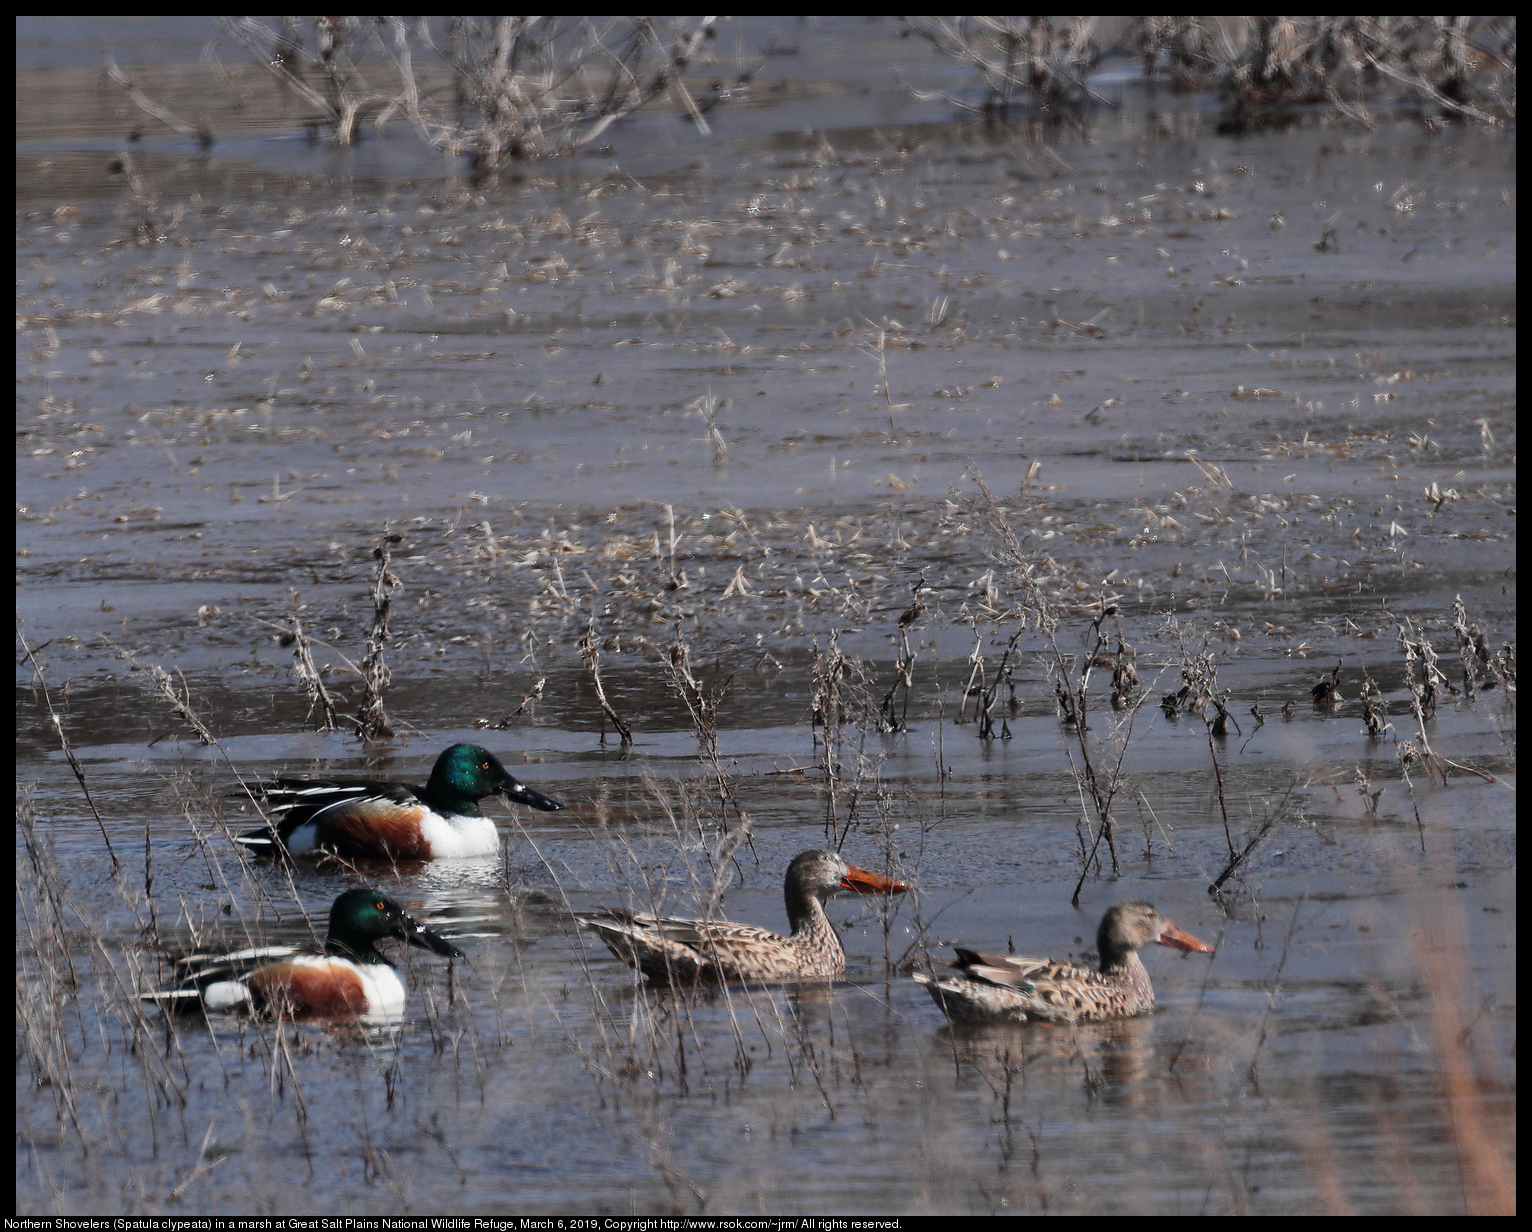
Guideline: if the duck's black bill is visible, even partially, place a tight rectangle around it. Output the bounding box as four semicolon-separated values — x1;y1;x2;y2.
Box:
404;918;466;959
505;781;566;812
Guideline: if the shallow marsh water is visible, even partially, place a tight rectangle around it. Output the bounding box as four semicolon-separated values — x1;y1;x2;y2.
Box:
16;17;1515;1215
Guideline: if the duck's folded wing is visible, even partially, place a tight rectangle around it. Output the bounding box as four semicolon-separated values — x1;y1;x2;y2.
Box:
234;781;412;850
237;783;436;857
171;943;300;979
950;948;1088;988
658;918;786;951
576;913;711;980
268;782;419;823
591;911;785;950
141;943;302;1012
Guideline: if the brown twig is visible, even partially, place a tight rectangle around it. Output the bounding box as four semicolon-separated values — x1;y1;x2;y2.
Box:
580;618;633;748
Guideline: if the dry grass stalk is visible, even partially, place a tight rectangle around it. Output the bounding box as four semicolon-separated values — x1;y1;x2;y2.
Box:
975;629;1023;741
954;623;988;725
878;577;927;733
1209;784;1299;897
1395;618;1448;785
1110;633;1140;710
1450;594;1495;698
283;609;343;733
100;633;219;750
662;625;756;893
482;677;546;729
660;503;688;592
356;530;402;742
1247;898;1304;1087
689;392;729;467
18;622;120;872
810;630;885;846
580;617;633;748
1360;674;1390;740
1409;896;1516;1215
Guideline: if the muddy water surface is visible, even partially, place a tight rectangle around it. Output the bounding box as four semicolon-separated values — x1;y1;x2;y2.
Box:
17;17;1515;1215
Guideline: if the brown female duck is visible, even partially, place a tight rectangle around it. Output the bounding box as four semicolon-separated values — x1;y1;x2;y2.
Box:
915;899;1214;1024
577;849;908;983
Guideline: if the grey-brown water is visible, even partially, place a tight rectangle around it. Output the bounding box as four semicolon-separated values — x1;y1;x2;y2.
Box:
17;17;1515;1215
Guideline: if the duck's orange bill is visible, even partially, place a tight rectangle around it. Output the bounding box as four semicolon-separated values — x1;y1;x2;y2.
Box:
840;864;909;895
1157;921;1215;954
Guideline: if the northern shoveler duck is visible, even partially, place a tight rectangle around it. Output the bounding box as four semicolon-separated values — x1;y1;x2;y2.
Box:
576;849;909;983
914;900;1215;1024
235;743;565;860
141;889;464;1018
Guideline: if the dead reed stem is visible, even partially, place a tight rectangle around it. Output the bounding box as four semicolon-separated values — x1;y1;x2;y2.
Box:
286;610;342;732
580;617;633;748
357;529;402;741
665;625;756;893
17;621;119;873
878;577;926;732
1247;897;1304;1090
